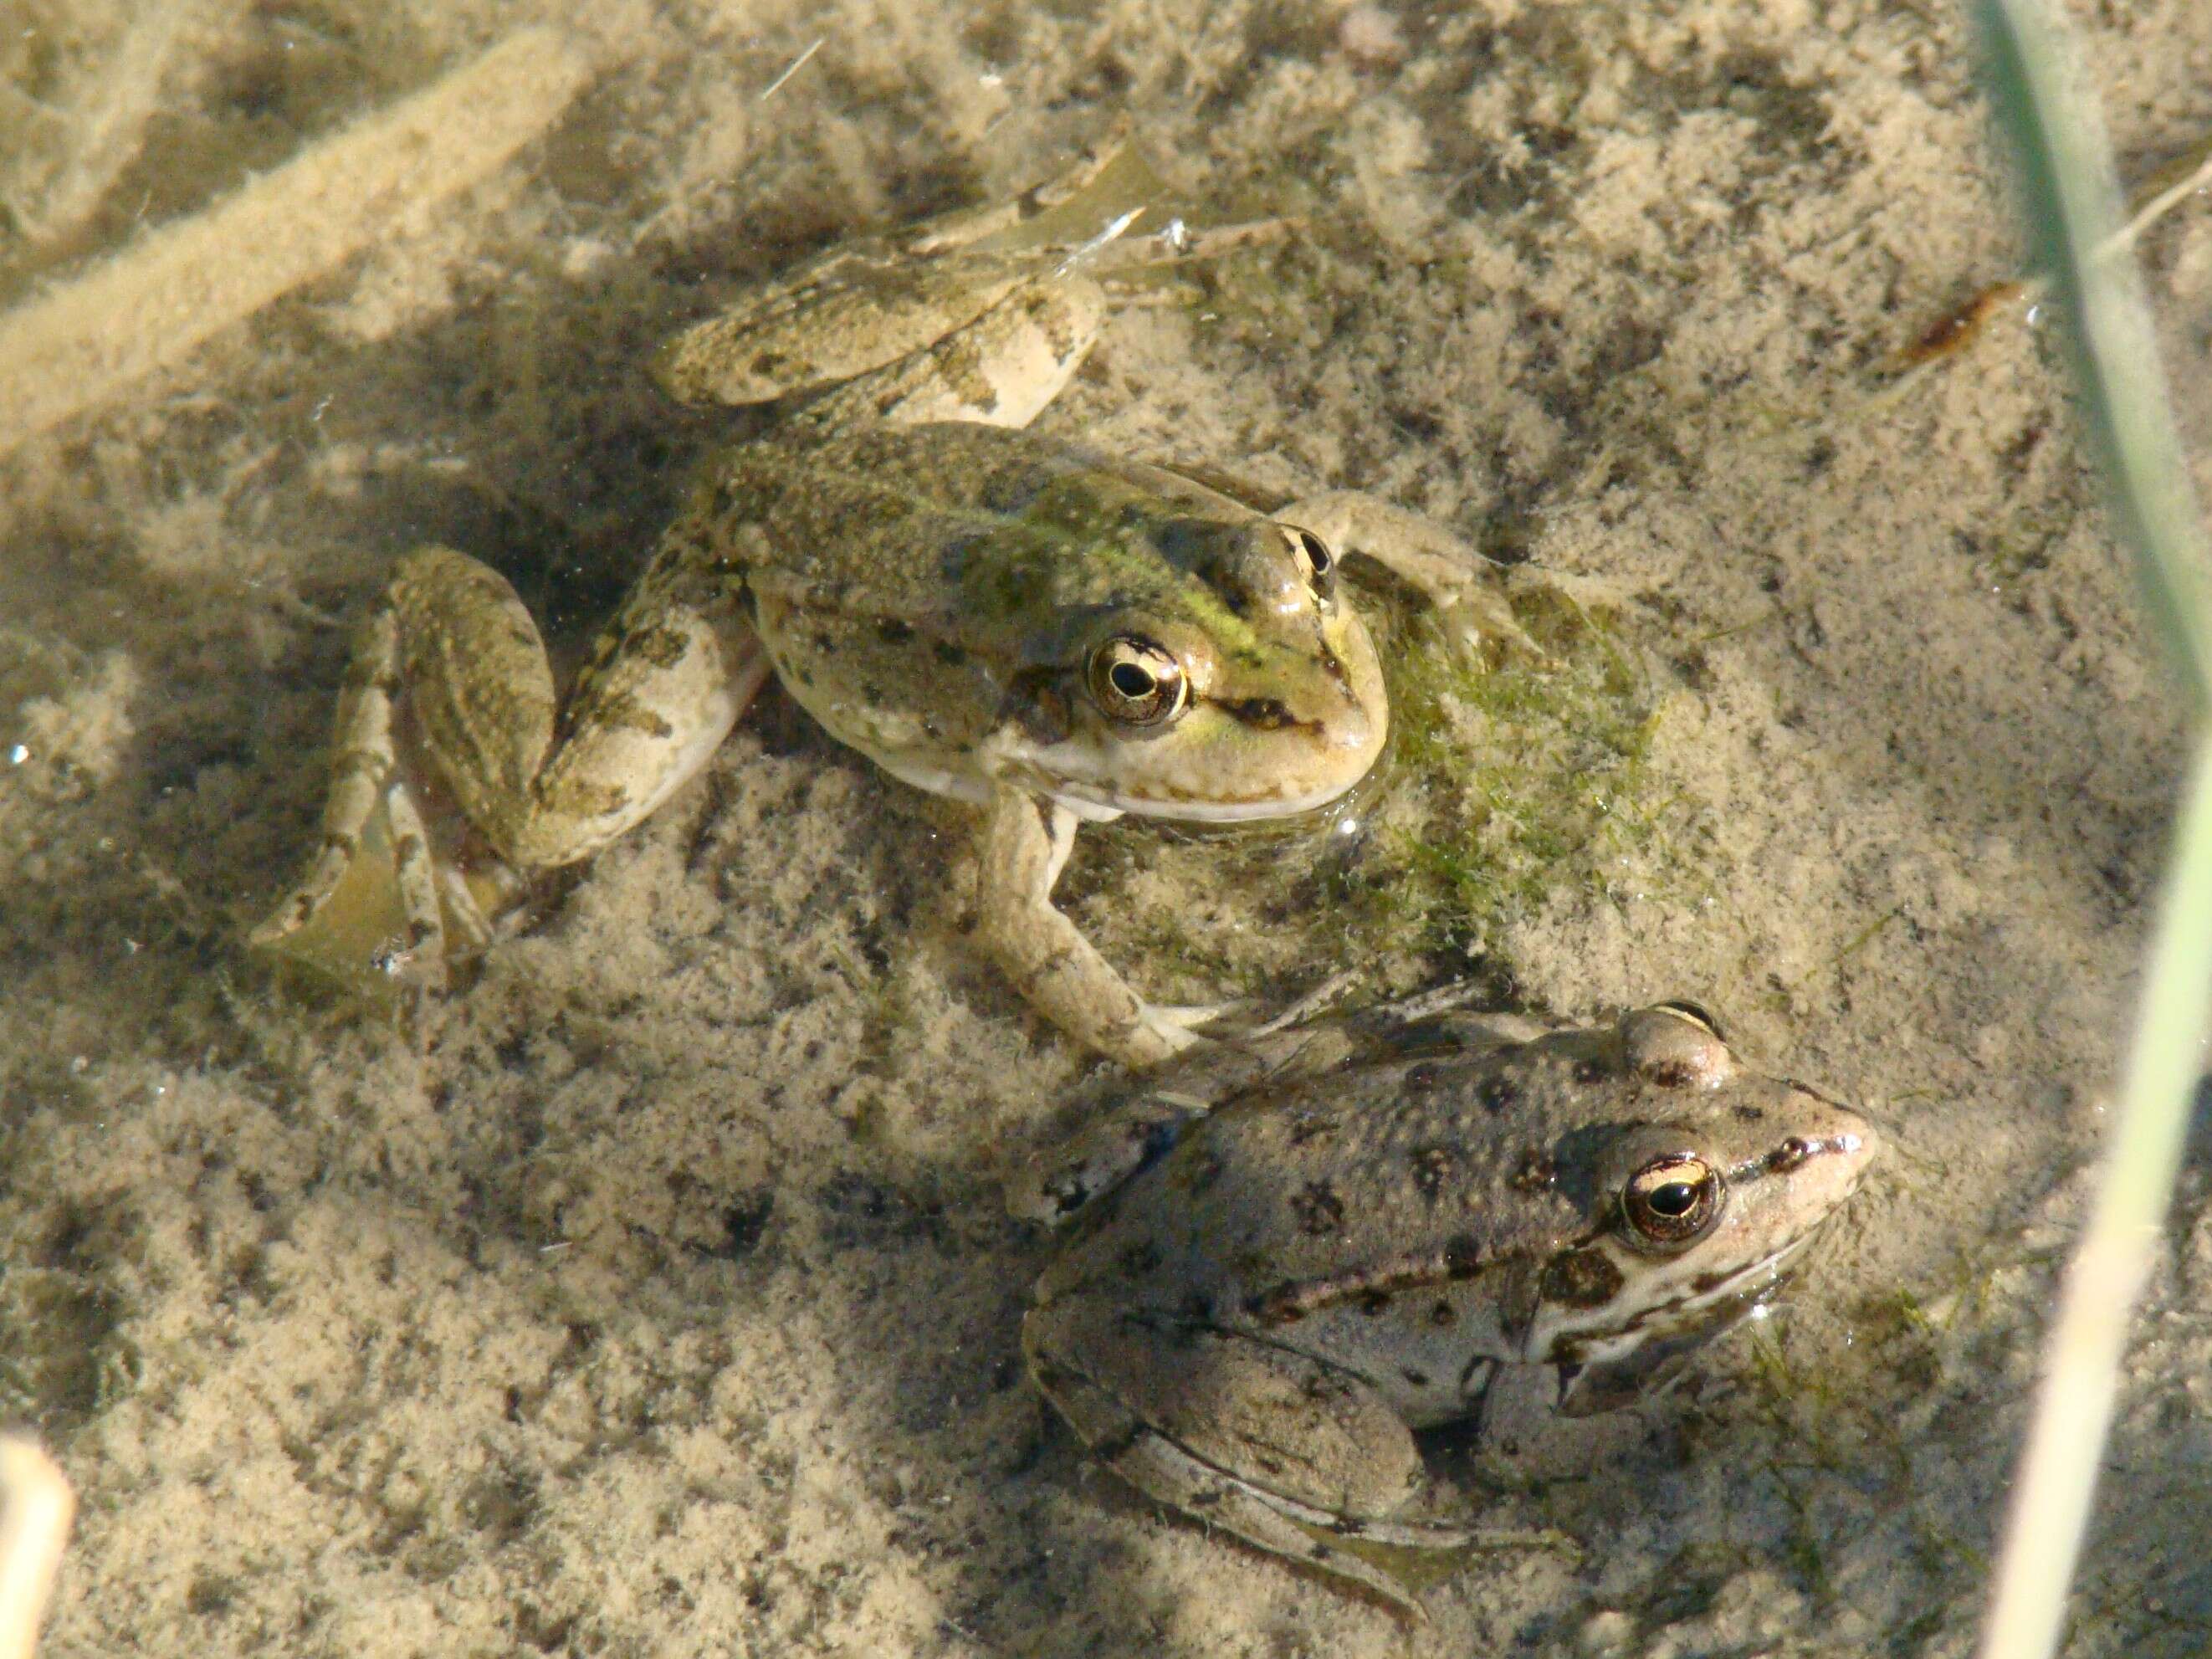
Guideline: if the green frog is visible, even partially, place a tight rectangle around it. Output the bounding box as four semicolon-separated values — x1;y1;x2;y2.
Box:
251;142;1515;1065
1017;998;1880;1612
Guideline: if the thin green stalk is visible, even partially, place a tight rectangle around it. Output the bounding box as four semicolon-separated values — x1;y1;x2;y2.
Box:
1969;2;2212;1656
1978;735;2212;1658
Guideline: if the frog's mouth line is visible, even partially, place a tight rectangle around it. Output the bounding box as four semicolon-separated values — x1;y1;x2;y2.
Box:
1048;775;1370;823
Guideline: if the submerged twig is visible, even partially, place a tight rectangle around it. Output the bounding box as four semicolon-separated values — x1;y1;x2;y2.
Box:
1882;128;2212;381
758;37;824;102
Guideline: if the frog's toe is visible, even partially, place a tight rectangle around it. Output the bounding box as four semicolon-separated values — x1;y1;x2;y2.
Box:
1146;997;1246;1033
1133;998;1247;1059
1441;586;1546;666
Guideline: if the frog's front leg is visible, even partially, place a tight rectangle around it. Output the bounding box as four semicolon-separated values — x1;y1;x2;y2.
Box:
253;541;765;978
975;786;1223;1069
1024;1298;1477;1618
1279;491;1539;661
1007;1084;1207;1226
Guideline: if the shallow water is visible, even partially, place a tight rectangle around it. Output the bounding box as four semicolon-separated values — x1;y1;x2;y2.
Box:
3;2;2212;1654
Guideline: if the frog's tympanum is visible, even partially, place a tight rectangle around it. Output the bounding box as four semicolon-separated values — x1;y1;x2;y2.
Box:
1017;1000;1879;1611
252;142;1512;1065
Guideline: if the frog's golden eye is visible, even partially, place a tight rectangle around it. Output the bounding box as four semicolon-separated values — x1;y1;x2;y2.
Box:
1087;636;1189;727
1650;1000;1724;1042
1622;1155;1721;1244
1285;525;1337;603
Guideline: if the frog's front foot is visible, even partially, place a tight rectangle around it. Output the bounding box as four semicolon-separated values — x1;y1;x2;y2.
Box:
975;786;1228;1069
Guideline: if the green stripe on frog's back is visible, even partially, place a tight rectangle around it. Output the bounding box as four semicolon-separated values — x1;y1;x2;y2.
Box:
716;423;1308;662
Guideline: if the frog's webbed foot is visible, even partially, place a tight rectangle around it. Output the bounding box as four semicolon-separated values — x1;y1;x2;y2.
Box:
253;542;765;995
248;602;478;996
1192;968;1365;1042
1147;996;1248;1034
975;787;1226;1069
1278;491;1543;664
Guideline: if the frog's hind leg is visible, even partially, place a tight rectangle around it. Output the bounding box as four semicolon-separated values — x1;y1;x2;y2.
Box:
904;129;1137;256
797;269;1109;435
253;540;765;977
1025;1302;1464;1617
252;603;410;956
250;602;467;989
1068;1397;1457;1621
655;138;1132;409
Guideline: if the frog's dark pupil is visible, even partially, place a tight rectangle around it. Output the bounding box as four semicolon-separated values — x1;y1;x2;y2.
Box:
1650;1181;1698;1216
1110;662;1155;699
1301;530;1332;573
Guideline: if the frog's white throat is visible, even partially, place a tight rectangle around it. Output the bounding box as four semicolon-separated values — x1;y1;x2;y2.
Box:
1523;1226;1819;1378
853;747;1371;827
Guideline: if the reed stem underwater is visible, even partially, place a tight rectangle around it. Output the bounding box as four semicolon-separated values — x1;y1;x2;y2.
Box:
1969;2;2212;1656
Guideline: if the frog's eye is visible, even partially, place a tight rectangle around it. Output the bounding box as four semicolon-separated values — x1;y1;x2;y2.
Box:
1285;525;1337;603
1622;1155;1721;1245
1087;637;1189;727
1650;1000;1724;1042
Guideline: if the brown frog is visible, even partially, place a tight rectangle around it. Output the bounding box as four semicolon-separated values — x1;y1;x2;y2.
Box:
1016;998;1880;1612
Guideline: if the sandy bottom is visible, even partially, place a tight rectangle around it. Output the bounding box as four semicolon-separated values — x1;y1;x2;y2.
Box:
4;1;2212;1653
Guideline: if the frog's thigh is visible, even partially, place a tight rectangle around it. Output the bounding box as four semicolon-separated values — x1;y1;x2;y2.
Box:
1026;1301;1451;1614
1032;1303;1424;1518
397;546;765;871
253;576;483;973
975;787;1195;1068
657;141;1129;407
805;274;1107;433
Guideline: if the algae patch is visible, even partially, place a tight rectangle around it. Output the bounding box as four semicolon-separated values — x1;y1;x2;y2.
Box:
1348;576;1670;964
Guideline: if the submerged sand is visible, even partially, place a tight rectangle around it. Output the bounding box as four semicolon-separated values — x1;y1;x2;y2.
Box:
3;1;2212;1653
